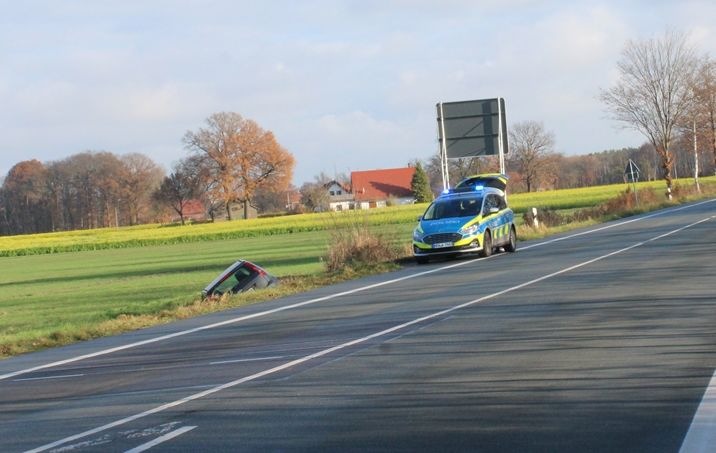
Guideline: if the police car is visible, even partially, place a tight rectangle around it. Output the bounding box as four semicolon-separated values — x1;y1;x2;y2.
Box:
412;174;516;264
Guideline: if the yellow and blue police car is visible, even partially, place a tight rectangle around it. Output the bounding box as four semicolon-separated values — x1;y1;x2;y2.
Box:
412;174;516;264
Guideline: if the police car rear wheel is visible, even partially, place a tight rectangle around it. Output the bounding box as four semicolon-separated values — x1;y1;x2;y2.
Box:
480;231;493;257
505;226;517;253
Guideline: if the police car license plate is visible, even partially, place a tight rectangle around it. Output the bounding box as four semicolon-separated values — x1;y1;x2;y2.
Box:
433;242;453;248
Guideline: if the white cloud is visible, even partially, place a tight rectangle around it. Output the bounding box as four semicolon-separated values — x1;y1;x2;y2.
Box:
1;1;715;183
283;110;426;180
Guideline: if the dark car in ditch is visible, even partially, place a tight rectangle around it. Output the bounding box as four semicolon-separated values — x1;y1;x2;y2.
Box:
202;260;278;298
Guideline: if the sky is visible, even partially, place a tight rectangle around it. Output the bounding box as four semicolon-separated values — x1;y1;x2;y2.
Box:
2;0;716;185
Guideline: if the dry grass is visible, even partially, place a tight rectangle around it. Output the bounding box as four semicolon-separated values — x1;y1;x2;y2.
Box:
324;222;406;273
520;182;716;237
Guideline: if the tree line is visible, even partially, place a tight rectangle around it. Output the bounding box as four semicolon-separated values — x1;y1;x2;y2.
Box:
0;152;165;235
0;112;295;235
600;30;716;198
3;116;711;236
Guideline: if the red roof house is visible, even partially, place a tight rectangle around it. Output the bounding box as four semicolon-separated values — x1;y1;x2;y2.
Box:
350;167;416;208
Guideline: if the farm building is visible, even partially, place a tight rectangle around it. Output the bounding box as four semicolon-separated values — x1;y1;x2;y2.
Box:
325;166;417;211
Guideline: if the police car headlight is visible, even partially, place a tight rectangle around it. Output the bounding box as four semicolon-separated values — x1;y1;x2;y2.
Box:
413;229;424;242
459;224;478;236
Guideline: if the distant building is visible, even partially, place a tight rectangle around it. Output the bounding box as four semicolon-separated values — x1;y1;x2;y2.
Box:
323;166;417;211
351;167;416;209
325;180;354;211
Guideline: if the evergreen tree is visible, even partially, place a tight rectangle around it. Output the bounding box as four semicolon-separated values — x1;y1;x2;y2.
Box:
411;163;433;203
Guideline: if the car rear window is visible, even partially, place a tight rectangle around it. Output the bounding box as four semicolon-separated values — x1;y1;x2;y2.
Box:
213;267;257;295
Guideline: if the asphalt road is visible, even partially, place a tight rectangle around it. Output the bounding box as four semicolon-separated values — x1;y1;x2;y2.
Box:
1;199;715;452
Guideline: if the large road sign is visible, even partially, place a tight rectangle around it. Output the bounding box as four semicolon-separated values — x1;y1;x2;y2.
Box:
437;98;508;158
436;97;508;190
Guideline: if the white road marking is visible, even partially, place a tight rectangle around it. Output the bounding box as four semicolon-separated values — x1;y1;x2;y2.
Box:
123;426;196;453
5;199;713;383
26;214;714;453
519;198;716;251
210;356;285;365
12;373;84;382
680;371;716;453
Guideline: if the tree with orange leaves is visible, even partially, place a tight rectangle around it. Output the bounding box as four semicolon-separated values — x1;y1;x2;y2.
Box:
183;112;295;220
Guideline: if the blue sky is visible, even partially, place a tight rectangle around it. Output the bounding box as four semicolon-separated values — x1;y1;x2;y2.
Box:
2;1;715;184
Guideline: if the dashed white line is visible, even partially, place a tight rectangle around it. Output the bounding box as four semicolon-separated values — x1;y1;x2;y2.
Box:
25;214;714;453
123;425;196;453
13;373;84;382
210;356;285;365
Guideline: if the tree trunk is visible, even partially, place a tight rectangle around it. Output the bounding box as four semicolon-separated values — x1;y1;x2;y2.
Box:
660;148;674;200
710;108;716;176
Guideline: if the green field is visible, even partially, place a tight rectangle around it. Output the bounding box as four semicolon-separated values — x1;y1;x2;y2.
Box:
0;231;335;354
1;177;714;357
1;177;701;257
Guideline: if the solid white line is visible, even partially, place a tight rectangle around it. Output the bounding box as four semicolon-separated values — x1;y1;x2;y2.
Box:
680;372;716;452
123;425;196;453
26;214;713;453
210;356;284;365
519;198;716;251
6;199;713;383
13;373;84;382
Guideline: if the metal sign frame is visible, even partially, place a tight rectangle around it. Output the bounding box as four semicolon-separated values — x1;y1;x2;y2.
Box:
625;159;641;205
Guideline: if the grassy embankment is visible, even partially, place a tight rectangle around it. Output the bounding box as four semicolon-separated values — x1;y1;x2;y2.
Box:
1;177;714;357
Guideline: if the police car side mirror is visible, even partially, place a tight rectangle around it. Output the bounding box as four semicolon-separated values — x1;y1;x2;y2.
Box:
416;215;423;221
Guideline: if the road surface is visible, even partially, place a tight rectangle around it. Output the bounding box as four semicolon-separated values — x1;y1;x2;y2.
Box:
1;199;715;452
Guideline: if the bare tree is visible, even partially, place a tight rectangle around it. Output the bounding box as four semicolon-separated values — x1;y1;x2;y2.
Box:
1;159;51;234
119;153;164;225
692;56;716;175
600;31;697;198
152;164;201;226
178;154;222;221
508;121;556;192
299;173;337;212
183;112;295;220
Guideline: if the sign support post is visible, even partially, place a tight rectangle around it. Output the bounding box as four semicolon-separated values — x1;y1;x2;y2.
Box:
497;97;506;175
438;102;450;192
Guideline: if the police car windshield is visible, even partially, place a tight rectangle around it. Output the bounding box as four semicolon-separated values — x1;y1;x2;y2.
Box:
423;196;482;220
